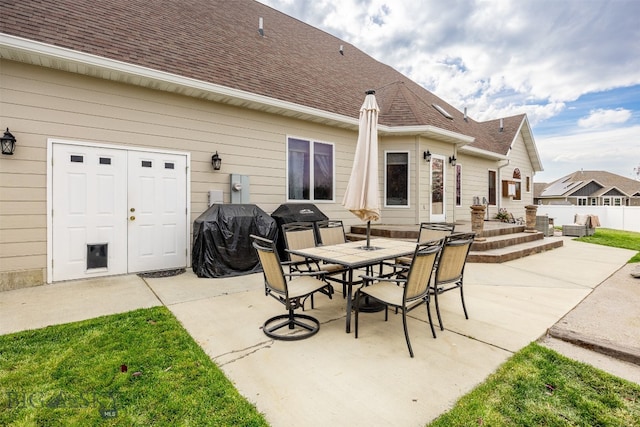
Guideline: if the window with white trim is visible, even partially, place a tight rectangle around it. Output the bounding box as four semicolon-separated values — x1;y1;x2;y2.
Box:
512;169;522;201
385;151;409;206
287;137;335;201
488;170;497;205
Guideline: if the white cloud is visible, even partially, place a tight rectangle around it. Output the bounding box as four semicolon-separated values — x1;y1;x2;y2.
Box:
577;108;632;129
257;0;640;182
258;0;640;121
535;125;640;182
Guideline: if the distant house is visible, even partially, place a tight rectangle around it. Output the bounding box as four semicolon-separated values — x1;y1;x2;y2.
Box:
0;0;542;288
535;171;640;206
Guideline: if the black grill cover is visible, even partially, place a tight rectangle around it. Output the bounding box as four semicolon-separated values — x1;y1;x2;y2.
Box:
192;204;278;278
270;203;328;260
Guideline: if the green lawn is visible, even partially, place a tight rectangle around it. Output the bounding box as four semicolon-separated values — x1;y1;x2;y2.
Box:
575;228;640;263
0;307;268;426
428;343;640;426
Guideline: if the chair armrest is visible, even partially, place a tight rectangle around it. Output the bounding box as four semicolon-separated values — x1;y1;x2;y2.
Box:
359;274;407;285
283;270;328;278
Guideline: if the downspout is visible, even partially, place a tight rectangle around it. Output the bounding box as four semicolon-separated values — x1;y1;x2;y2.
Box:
496;159;510;214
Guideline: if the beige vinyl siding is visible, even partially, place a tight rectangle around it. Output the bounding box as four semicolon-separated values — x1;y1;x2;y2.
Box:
454;155;496;220
499;132;534;219
0;60;361;286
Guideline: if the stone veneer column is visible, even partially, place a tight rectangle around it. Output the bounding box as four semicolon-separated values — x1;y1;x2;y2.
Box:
525;205;538;232
470;205;486;240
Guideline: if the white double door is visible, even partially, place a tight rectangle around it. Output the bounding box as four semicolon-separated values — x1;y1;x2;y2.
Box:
52;143;188;282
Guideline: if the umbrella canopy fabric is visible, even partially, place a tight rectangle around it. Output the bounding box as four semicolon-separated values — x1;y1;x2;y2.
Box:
342;91;381;223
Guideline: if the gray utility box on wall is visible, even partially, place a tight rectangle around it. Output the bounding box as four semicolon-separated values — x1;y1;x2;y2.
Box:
230;174;250;204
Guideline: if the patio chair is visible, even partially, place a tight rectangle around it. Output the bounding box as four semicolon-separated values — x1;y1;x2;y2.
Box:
354;239;443;357
431;232;475;331
562;214;596;237
316;220;348;246
395;222;455;267
251;235;331;340
282;221;343;296
315;220;354;295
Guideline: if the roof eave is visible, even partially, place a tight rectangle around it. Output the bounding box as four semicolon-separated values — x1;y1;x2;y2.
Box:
0;33;480;146
380;125;474;145
0;33;360;129
458;145;508;160
517;116;544;172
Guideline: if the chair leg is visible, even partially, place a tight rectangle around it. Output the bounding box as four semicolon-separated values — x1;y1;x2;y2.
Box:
425;299;437;338
433;289;444;331
263;308;320;341
401;309;414;358
459;284;469;319
354;291;360;338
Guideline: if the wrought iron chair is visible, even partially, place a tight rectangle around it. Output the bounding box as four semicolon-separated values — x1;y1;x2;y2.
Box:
316;220;348;246
282;221;342;296
251;235;331;340
315;220;353;296
355;239;443;357
395;222;455;267
431;232;475;331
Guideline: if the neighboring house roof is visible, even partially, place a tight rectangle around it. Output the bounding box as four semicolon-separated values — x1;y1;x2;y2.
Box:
0;0;540;168
539;170;640;198
534;182;549;199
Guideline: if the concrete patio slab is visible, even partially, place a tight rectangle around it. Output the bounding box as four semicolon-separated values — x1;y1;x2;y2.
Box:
0;238;637;426
0;274;160;335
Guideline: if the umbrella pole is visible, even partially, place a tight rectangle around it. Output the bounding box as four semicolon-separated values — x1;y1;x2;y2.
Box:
366;220;371;249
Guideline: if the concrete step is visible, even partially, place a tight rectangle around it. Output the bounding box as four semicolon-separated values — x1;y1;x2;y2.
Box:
467;237;564;263
471;231;544;251
345;221;563;263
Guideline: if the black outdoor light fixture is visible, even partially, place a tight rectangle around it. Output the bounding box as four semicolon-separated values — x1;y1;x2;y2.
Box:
1;128;16;155
211;151;222;170
423;150;431;162
449;155;457;166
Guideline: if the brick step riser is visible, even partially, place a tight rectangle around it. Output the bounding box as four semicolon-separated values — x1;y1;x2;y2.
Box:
349;224;525;239
467;240;564;263
471;232;543;251
346;224;563;264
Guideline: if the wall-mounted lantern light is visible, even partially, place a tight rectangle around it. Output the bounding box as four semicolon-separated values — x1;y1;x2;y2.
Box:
449;155;457;166
211;151;222;170
1;128;16;155
423;150;431;162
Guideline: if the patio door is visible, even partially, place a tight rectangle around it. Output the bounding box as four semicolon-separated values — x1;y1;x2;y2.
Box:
51;143;188;282
430;155;446;222
127;151;187;273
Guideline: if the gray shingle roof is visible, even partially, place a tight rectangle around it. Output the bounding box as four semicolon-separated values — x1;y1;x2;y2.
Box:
2;0;526;156
540;170;640;198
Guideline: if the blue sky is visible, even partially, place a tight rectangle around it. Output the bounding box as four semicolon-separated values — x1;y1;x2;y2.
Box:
257;0;640;183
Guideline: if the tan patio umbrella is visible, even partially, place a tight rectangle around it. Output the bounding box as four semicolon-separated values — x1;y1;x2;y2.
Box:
342;90;380;250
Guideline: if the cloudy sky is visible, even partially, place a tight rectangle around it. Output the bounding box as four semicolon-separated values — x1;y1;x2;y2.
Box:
257;0;640;183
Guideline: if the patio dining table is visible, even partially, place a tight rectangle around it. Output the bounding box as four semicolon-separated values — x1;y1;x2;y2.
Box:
287;238;417;333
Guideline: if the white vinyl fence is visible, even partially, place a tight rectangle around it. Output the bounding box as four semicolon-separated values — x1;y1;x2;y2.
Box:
536;205;640;233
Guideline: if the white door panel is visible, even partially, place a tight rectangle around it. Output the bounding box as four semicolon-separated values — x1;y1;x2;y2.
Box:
127;151;187;273
52;145;128;281
52;143;188;281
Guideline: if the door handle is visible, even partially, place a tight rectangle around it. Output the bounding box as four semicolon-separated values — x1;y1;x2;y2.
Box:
130;216;136;221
